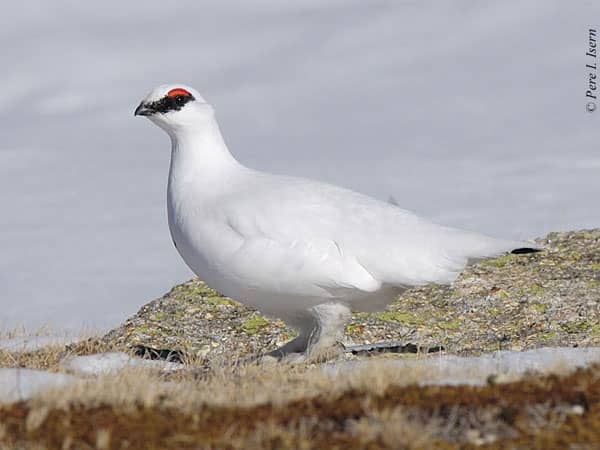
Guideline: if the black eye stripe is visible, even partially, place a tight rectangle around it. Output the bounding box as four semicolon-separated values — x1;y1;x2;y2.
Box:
147;93;195;114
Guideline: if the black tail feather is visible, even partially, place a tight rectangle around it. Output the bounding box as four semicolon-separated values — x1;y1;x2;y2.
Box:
511;247;541;255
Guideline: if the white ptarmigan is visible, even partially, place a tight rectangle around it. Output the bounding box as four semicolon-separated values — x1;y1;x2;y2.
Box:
135;84;537;361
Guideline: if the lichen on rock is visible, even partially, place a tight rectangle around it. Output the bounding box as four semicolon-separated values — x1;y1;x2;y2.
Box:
104;229;600;361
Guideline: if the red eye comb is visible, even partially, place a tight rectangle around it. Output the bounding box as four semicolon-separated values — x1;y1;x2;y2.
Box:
167;88;192;98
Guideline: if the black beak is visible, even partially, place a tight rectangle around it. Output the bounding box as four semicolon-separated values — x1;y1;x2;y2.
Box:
134;102;154;116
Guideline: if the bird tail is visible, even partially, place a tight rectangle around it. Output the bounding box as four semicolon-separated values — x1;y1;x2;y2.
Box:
511;247;541;254
437;226;541;267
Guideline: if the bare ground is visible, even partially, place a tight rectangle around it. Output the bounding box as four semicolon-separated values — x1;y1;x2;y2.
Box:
1;339;600;449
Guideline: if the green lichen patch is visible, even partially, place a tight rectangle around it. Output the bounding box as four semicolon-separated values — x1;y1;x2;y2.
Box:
345;322;366;337
528;284;545;297
560;320;592;334
538;331;557;340
436;318;461;331
239;315;270;335
480;253;516;268
374;311;419;325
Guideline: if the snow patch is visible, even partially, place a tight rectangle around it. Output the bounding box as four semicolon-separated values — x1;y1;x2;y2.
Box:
59;352;183;376
325;347;600;386
0;368;77;403
0;336;79;353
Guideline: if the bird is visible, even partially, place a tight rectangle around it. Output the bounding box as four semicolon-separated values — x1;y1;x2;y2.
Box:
134;84;538;362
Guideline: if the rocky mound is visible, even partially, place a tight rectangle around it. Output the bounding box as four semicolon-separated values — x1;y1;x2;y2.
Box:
104;229;600;361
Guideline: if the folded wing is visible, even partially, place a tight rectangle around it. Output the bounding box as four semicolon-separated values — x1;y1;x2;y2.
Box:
221;173;533;293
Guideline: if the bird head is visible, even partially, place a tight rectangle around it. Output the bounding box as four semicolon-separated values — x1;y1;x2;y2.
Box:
134;84;212;135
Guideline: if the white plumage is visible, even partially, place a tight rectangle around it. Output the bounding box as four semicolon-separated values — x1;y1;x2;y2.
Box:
135;84;534;360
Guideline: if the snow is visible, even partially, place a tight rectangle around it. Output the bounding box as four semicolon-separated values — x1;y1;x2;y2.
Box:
0;347;599;403
0;368;77;403
59;352;183;376
1;1;599;330
0;352;182;402
325;347;600;386
0;336;79;353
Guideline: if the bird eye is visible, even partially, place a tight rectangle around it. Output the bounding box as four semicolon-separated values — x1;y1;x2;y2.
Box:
175;95;186;105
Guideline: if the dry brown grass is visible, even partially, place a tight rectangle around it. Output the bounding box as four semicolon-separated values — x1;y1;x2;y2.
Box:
2;332;600;449
0;338;113;372
2;363;600;449
0;327;110;372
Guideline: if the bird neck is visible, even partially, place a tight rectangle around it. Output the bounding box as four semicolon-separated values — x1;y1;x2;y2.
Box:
168;116;243;187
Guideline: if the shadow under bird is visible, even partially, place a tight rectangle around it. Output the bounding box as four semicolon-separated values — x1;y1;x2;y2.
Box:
134;84;538;362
